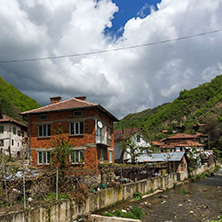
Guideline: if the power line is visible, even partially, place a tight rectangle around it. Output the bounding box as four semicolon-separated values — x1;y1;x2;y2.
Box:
0;28;222;64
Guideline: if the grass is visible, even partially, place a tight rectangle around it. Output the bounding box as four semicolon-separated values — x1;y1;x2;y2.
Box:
133;192;143;201
104;206;148;220
177;188;189;195
146;188;154;195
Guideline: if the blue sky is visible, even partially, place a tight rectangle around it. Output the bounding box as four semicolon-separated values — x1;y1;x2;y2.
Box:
106;0;161;37
0;0;222;118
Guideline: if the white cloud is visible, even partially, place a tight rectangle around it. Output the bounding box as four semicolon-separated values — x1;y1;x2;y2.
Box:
0;0;222;119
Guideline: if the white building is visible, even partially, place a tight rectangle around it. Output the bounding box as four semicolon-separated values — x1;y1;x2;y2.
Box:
0;114;28;158
114;127;151;163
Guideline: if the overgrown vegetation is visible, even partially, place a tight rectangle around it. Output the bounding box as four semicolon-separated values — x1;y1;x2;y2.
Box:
0;76;40;122
115;74;222;158
104;206;148;220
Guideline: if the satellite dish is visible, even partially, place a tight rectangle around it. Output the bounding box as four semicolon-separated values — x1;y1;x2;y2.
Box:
97;121;103;128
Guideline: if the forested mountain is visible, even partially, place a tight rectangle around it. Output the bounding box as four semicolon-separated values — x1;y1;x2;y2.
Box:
0;76;40;122
115;75;222;157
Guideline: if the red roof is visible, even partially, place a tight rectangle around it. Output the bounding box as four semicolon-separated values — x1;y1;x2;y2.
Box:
21;97;118;121
167;133;197;140
0;114;27;128
114;127;141;141
175;140;205;147
152;141;165;146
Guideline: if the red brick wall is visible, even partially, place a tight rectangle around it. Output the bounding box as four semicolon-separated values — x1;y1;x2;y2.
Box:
28;107;115;170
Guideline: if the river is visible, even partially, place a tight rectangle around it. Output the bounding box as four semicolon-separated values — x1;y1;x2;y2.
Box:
97;168;222;222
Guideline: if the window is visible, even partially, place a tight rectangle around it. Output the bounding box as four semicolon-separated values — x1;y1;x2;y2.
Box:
22;131;24;137
18;130;21;136
13;127;16;135
108;128;112;140
12;139;14;146
73;111;82;117
38;125;51;137
109;151;112;163
0;126;4;134
0;140;4;146
70;122;84;135
39;114;48;120
70;150;84;163
136;135;140;142
100;149;104;163
38;151;51;164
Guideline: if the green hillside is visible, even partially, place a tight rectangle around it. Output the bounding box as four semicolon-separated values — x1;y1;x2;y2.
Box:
0;76;40;121
115;74;222;157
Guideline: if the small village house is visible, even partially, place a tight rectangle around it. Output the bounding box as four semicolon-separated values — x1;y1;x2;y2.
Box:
114;127;151;163
20;96;118;173
0;112;28;158
135;151;188;173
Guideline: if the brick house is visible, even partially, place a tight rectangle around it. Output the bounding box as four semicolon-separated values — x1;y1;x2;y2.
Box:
21;96;118;171
0;113;28;158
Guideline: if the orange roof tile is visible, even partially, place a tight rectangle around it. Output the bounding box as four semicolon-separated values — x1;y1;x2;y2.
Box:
20;97;118;121
167;133;196;140
0;114;27;128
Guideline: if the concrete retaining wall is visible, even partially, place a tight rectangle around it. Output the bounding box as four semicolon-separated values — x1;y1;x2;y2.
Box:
190;162;215;177
0;163;216;222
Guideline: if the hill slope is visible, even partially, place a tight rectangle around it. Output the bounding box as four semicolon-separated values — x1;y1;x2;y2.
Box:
115;74;222;138
0;76;40;121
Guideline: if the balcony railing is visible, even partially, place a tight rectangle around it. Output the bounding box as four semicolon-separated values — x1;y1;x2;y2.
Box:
96;135;107;144
96;135;112;146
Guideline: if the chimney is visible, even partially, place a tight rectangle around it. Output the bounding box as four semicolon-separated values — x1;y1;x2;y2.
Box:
75;96;86;101
50;96;62;104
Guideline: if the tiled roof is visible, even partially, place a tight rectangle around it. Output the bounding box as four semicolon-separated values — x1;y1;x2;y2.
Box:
21;97;97;114
152;141;165;146
20;97;118;121
167;133;197;140
114;127;141;141
175;140;205;147
0;114;27;128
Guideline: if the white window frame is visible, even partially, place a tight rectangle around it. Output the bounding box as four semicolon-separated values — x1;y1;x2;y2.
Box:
70;122;84;135
38;124;51;137
70;150;85;164
38;151;51;164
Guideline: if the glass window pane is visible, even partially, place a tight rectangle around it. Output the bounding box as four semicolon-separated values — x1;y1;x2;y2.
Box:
43;151;46;163
48;125;51;136
80;122;84;134
75;151;78;162
38;152;42;164
47;151;51;163
39;125;42;137
75;122;79;134
80;150;84;162
109;151;112;163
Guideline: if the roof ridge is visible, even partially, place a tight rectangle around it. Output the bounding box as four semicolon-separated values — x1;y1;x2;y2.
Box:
21;97;98;115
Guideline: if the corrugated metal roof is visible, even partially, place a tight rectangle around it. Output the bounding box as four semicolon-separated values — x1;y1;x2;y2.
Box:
136;152;185;163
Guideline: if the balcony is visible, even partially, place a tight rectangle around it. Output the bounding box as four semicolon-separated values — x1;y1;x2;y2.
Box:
96;135;112;146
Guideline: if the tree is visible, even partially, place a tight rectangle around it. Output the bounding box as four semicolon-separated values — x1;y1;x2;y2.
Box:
50;129;73;169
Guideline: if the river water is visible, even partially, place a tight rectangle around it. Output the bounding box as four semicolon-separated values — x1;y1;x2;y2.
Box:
97;168;222;222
